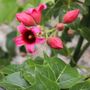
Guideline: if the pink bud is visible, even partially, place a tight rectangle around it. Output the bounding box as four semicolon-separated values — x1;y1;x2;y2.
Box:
16;12;36;26
26;9;42;24
37;4;47;12
67;29;74;36
47;37;63;49
25;4;47;24
63;9;80;23
56;23;65;31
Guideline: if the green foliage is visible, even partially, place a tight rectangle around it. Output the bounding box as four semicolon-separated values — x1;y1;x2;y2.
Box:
0;72;29;90
70;79;90;90
0;56;84;90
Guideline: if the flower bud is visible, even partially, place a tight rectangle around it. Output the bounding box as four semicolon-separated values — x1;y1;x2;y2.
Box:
56;23;65;31
63;9;80;23
67;29;74;36
25;4;47;24
47;37;63;49
16;12;36;26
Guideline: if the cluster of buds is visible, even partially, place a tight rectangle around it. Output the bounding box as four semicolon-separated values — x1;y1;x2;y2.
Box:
51;9;80;49
14;3;80;53
56;9;80;31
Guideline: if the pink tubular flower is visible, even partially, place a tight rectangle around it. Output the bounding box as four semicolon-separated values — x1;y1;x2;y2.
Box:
63;9;80;23
16;4;47;26
14;23;45;53
47;37;63;49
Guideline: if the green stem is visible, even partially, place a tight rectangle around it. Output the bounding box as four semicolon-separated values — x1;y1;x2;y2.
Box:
78;42;90;60
70;35;84;67
68;0;71;8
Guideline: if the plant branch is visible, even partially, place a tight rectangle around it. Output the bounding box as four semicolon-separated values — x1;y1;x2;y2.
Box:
78;42;90;60
70;35;84;67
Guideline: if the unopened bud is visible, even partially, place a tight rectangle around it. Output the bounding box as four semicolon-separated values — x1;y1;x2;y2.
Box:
56;23;65;31
63;9;80;24
47;37;63;49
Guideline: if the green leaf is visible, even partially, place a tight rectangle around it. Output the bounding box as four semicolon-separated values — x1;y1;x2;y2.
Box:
79;27;90;42
31;70;59;90
58;65;83;89
22;60;59;90
34;57;44;65
0;72;29;89
22;62;56;85
0;64;23;75
70;80;90;90
36;65;56;81
45;56;83;88
0;0;18;23
0;82;23;90
25;67;59;90
22;66;36;85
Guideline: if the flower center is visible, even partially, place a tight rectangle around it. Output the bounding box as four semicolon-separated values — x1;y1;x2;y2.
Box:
23;30;36;44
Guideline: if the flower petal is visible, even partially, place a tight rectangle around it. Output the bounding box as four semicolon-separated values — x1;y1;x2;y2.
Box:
25;8;36;14
13;36;25;47
37;4;47;11
25;44;35;53
30;26;41;35
16;12;36;26
17;23;26;34
26;8;41;24
36;37;45;44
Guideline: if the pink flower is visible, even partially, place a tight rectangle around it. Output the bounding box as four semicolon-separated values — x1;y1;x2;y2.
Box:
16;4;47;26
63;9;80;23
26;4;47;24
14;23;45;53
16;12;36;26
47;37;63;49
